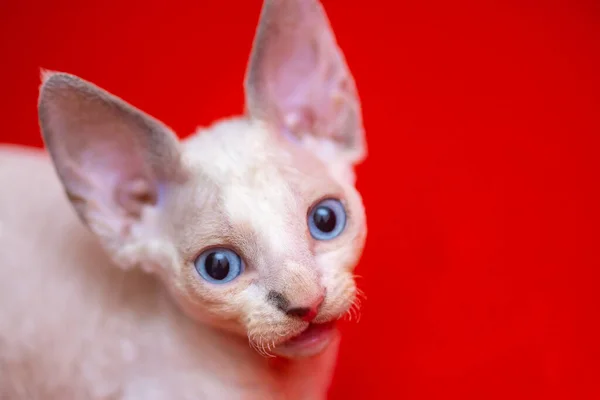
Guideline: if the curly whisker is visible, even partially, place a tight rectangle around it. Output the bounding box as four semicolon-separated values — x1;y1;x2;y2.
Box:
351;299;362;323
248;333;275;358
355;287;367;302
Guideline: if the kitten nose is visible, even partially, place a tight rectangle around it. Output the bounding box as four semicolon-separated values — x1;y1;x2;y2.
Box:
286;295;324;322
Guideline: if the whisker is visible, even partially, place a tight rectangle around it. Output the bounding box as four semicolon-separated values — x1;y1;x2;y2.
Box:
343;304;354;322
248;336;263;357
345;292;364;324
248;333;272;358
264;340;276;358
353;301;362;323
260;336;269;357
350;302;359;322
355;287;368;301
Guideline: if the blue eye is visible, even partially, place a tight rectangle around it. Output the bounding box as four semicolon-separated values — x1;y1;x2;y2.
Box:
308;198;347;240
195;248;244;284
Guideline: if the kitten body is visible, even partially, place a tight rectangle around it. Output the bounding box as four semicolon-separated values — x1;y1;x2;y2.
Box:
0;1;367;399
0;138;341;400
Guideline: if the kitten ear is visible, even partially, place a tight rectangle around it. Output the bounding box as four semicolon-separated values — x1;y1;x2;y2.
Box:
38;71;186;259
244;0;366;165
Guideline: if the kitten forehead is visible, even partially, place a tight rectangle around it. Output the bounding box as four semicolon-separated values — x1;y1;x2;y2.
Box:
182;119;306;257
223;176;298;256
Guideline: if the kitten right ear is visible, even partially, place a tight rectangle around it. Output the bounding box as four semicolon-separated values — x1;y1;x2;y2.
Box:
244;0;366;166
38;71;186;259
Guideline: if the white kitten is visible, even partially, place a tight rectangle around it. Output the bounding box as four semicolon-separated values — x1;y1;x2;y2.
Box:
0;0;367;398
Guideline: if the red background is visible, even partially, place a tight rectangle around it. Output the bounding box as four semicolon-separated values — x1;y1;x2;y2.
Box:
2;0;599;398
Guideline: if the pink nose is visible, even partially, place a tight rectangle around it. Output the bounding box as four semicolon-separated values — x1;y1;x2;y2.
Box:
286;295;325;322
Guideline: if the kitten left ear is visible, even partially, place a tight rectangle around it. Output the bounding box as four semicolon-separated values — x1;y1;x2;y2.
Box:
244;0;366;166
38;71;186;262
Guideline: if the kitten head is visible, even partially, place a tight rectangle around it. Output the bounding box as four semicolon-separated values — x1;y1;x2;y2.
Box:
38;0;367;359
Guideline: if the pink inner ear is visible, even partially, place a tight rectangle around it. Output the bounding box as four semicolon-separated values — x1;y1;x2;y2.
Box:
39;72;182;223
116;177;158;218
245;0;365;162
46;99;156;208
270;35;318;107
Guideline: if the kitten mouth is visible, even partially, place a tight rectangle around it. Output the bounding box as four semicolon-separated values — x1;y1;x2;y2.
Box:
273;321;338;359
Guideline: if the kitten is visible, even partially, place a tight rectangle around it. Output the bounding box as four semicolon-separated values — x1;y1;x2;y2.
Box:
0;0;367;398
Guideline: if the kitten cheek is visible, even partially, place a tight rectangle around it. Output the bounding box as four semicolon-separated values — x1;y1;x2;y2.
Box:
163;265;250;331
313;261;357;320
315;273;357;324
168;286;249;336
315;247;358;275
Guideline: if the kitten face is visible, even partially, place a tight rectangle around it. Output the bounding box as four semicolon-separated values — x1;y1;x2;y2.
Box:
156;119;366;357
38;0;367;359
